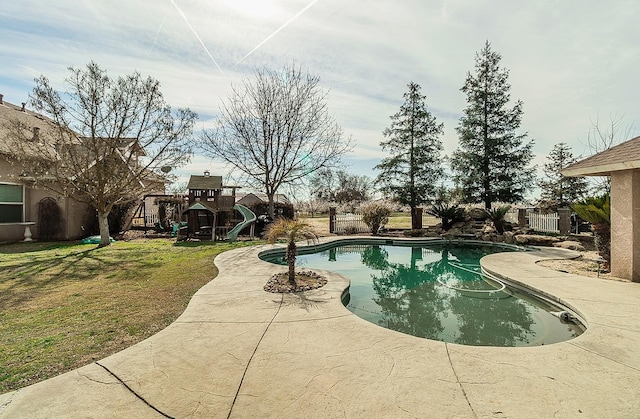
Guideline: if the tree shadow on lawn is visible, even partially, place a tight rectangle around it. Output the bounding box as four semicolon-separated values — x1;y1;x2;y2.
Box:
0;242;162;309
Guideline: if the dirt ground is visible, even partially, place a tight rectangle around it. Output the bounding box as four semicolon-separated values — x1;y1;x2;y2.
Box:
536;250;630;282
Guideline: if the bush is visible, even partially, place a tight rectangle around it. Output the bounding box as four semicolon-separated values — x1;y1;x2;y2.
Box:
360;203;391;235
484;205;511;234
426;202;465;231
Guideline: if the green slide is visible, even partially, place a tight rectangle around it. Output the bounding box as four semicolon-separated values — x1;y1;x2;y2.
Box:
227;204;257;242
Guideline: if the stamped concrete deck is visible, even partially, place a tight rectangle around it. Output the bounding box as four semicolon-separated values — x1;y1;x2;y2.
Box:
1;239;639;418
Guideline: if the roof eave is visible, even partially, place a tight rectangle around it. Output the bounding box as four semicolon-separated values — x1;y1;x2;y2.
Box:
562;160;640;177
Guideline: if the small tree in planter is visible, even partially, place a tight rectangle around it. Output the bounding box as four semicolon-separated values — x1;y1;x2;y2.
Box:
360;202;391;235
265;218;319;287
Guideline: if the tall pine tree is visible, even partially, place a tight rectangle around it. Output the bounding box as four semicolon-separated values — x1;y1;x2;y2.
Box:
538;142;589;210
375;82;444;229
451;41;534;209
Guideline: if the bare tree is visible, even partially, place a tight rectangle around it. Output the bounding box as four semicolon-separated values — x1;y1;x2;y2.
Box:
199;64;353;218
5;62;197;246
584;114;636;194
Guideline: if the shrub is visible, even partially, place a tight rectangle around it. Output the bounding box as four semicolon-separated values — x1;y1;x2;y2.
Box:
571;195;610;268
360;203;391;235
484;205;511;234
426;202;465;231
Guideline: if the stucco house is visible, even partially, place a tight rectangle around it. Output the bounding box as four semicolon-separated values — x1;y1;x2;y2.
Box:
0;95;166;243
0;96;93;242
562;135;640;282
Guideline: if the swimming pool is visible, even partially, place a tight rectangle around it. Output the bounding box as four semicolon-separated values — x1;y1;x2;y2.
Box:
261;240;585;347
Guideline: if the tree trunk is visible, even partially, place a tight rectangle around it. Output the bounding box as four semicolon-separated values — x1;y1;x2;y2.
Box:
97;211;111;247
287;241;297;285
267;193;276;219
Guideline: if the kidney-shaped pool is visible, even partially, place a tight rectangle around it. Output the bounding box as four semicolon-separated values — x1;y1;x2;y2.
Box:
261;240;585;347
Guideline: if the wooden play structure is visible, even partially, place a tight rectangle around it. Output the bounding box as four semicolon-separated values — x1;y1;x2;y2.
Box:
178;171;256;241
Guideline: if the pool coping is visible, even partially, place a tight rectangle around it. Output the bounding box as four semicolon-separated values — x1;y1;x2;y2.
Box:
1;236;639;418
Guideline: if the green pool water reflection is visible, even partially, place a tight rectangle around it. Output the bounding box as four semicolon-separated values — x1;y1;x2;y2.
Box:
265;243;584;347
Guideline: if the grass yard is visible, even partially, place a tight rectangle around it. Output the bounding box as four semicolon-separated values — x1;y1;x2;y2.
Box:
0;239;260;393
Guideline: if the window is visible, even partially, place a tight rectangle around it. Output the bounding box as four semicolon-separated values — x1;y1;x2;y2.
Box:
0;183;24;223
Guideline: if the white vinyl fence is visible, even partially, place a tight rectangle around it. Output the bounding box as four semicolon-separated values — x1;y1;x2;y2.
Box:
526;212;559;233
333;213;370;234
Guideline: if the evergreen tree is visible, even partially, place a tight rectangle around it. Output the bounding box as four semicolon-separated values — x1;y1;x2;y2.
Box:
375;82;444;229
538;142;589;210
451;41;535;210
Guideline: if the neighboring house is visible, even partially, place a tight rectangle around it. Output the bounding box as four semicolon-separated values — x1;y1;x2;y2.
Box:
0;94;167;243
235;192;291;207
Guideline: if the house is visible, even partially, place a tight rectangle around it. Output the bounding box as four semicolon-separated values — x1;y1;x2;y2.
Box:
562;136;640;282
236;192;290;207
0;95;90;242
0;94;168;243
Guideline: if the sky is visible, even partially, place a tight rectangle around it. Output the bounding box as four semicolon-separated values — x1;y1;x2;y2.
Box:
1;0;638;201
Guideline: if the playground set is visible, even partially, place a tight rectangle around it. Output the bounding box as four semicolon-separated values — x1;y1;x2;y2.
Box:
131;171;257;242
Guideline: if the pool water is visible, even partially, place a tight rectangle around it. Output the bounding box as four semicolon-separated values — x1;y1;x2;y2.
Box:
264;242;584;347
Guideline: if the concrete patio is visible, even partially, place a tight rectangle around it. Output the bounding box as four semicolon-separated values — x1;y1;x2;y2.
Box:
1;239;639;418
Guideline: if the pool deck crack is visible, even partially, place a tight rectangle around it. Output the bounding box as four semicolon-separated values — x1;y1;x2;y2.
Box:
95;362;173;418
445;343;478;418
226;293;284;419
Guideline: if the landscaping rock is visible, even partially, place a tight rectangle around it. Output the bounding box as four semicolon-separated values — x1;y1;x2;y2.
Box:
504;231;515;244
468;207;489;220
553;240;586;251
515;234;560;246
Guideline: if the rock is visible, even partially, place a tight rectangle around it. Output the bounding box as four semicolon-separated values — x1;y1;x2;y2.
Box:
447;227;463;236
482;234;492;241
451;221;466;229
515;234;561;247
483;225;495;234
495;234;504;243
553;240;586;251
468;207;489;220
504;231;515;244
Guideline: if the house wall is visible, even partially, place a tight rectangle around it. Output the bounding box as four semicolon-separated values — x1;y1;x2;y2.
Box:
610;170;640;282
0;157;91;243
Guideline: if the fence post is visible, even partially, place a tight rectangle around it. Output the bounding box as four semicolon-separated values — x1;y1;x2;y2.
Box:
329;207;336;233
414;207;423;229
558;207;571;235
518;208;527;227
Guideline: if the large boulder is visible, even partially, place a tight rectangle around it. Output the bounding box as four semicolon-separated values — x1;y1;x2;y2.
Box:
504;231;516;244
468;207;489;221
515;234;560;247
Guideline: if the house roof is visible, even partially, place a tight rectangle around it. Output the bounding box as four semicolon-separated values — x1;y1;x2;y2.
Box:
187;175;223;190
0;99;63;158
236;192;291;205
562;136;640;177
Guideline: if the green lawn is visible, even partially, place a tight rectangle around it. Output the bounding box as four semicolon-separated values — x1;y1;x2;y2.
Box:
0;239;260;393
